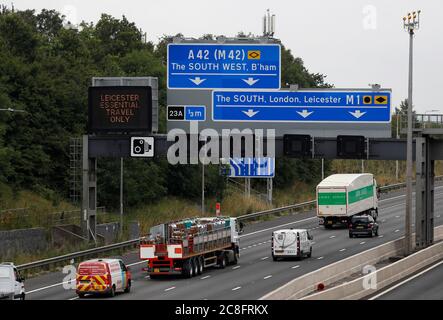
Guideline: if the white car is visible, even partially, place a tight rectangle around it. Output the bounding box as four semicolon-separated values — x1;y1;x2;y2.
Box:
272;229;313;261
0;263;25;300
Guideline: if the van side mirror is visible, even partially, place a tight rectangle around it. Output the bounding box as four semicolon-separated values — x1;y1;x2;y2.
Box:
18;276;25;282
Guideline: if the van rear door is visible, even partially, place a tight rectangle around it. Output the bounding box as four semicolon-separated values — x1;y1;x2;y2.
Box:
273;231;298;256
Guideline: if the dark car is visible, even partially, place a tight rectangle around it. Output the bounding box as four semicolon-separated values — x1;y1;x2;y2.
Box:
349;215;379;238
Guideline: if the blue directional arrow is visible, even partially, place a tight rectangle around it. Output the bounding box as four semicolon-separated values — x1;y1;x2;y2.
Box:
212;90;391;123
168;44;281;89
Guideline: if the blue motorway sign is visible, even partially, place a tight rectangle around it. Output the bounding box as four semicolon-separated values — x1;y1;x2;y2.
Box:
229;158;275;178
212;90;391;123
167;43;281;89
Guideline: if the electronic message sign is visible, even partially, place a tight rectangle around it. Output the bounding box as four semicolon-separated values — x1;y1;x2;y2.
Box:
88;86;152;133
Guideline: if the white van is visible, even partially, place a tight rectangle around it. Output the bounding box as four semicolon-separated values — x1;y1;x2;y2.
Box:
271;229;313;261
0;263;25;300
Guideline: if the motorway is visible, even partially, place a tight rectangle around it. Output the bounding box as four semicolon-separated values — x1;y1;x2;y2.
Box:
25;186;443;300
372;259;443;300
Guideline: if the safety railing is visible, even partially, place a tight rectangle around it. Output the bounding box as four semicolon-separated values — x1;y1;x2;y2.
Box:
16;176;442;272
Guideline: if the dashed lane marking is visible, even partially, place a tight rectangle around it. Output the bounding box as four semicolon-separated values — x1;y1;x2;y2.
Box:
232;286;241;291
263;275;273;280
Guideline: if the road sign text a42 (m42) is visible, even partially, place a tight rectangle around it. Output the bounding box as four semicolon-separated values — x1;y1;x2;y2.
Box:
167;43;281;89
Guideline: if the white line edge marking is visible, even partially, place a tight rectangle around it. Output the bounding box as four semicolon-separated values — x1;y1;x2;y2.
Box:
317;256;324;260
165;286;176;292
200;275;211;279
232;286;241;291
29;186;443;295
369;260;443;300
360;242;366;245
261;256;269;260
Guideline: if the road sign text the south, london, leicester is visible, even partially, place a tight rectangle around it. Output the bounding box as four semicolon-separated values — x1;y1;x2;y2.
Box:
212;90;391;123
167;43;281;89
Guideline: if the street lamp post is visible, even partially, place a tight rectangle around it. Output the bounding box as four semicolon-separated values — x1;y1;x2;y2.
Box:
403;10;421;256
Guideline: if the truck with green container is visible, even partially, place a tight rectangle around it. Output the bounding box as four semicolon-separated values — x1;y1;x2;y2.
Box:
316;173;379;228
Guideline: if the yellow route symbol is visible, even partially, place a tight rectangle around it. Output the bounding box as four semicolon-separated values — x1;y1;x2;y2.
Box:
375;96;388;104
248;50;261;60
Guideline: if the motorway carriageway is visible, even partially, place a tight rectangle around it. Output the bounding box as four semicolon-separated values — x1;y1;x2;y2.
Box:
25;186;443;300
370;259;443;300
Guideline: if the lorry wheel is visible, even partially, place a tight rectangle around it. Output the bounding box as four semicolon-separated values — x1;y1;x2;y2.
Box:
375;228;379;236
182;259;193;278
218;253;227;269
307;247;312;258
77;292;86;298
232;252;238;265
192;258;199;276
20;293;25;300
124;280;131;293
197;256;204;274
272;255;278;261
349;232;354;238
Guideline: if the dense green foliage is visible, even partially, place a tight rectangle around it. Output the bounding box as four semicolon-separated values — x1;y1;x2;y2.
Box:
0;8;329;209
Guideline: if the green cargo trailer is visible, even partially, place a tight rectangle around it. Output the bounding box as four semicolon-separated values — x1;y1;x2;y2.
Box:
316;174;379;228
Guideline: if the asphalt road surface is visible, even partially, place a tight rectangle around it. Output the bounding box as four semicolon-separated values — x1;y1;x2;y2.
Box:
25;186;443;300
372;259;443;300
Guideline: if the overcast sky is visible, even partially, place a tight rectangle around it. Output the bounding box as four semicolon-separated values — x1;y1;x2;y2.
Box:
6;0;443;113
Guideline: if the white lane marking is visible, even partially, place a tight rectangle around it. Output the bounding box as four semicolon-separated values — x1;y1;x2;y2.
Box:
378;235;384;238
261;256;269;261
28;280;74;294
69;296;79;300
291;265;300;269
438;215;441;218
232;266;241;270
127;260;146;267
200;276;211;280
395;229;400;233
382;220;386;223
29;187;443;296
312;241;316;245
164;286;176;292
329;235;336;239
395;215;400;218
144;275;150;279
360;241;366;245
252;244;257;247
263;275;273;280
369;260;443;300
339;248;346;252
232;286;242;291
239;216;317;238
317;256;324;260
